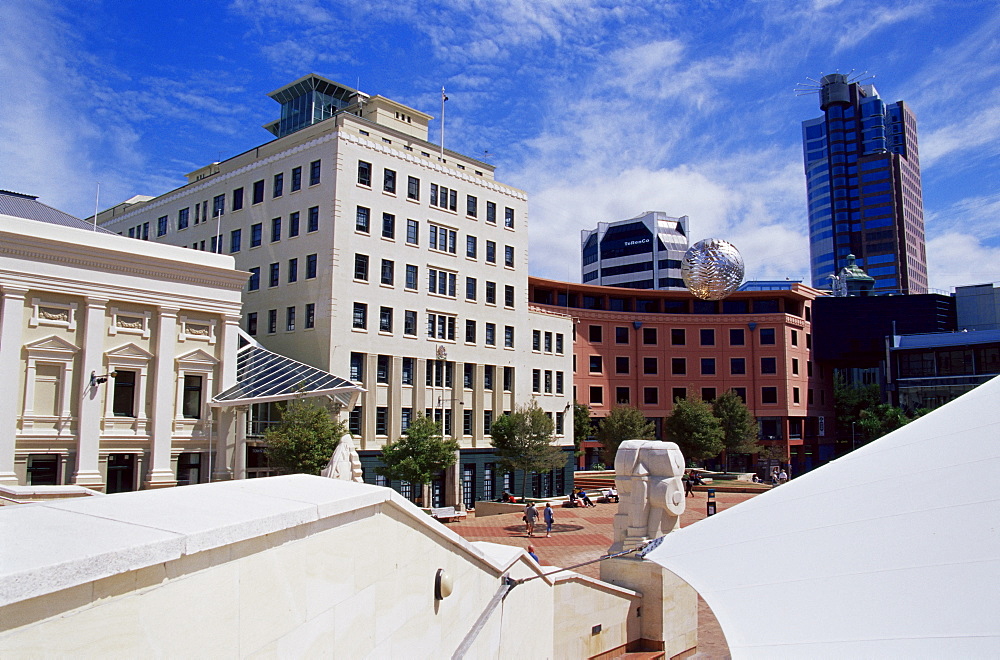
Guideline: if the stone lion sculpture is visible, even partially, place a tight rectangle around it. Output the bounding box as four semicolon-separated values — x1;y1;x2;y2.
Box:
609;439;686;553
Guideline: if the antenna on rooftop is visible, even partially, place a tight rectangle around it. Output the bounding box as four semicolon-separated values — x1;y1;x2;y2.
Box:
794;70;874;96
440;87;448;160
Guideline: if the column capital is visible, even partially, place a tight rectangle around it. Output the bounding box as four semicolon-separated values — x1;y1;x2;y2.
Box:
157;306;180;317
84;296;109;309
0;285;29;300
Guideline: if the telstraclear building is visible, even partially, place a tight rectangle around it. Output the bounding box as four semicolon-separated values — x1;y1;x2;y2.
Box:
581;211;689;290
97;74;575;507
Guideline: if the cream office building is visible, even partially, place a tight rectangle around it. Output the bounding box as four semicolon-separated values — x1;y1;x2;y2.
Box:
0;192;246;493
97;75;575;506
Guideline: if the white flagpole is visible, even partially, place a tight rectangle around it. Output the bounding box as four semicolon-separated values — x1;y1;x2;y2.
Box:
92;183;100;231
440;87;447;160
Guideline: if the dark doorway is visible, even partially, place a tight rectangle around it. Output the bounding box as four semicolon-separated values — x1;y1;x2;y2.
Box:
106;453;136;493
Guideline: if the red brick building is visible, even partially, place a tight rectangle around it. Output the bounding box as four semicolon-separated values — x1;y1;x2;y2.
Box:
528;277;836;476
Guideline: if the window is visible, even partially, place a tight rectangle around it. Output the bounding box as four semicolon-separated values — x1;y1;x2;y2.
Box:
426;313;456;340
357;160;372;186
793;387;800;404
589;356;603;373
556;334;564;354
731;387;747;403
504;366;514;392
383;168;396;193
730;328;745;346
308;206;319;232
504;285;515;308
252;180;265;204
247;312;258;336
589;325;603;342
702;387;717;401
376;407;388;436
232;189;243;211
250;223;262;248
760;328;776;345
379;307;393;333
486;201;496;224
354;254;369;281
350;353;364;381
288;258;298;283
113;370;136;417
533;330;541;351
157;215;168;237
405;264;418;290
761;387;778;404
616;387;631;404
466;277;477;301
616;327;629;344
792;358;799;375
463;410;473;436
309;159;321;186
291;166;302;192
230;228;242;253
504;245;515;267
428;268;456;297
289;211;300;237
273;173;283;198
286;306;296;331
269;262;280;287
407;176;420;200
700;329;715;346
671;387;686;402
178;207;190;230
544;370;552;393
267;309;277;334
429;224;457;253
271;217;281;242
467;235;478;258
791;330;799;346
305;303;315;329
406;219;419;244
644;387;659;405
616;356;630;374
248;267;260;291
644;357;658;375
504;326;514;348
485;323;496;346
404;310;417;336
761;357;777;374
382;213;395;239
504;207;514;228
402;358;414;385
353;303;367;329
671;358;686;375
643;327;657;345
356;207;370;233
556;371;564;394
701;358;716;375
483;410;494;436
544;332;552;352
484;365;494;390
381;259;394;286
731;358;746;375
671;329;685;345
306;254;317;279
465;319;477;343
486;240;496;263
589;386;603;405
486;281;496;304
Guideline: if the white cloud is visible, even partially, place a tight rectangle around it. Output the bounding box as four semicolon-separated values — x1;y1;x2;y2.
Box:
926;232;1000;291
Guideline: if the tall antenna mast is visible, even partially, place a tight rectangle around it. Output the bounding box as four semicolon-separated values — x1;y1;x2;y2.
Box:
440;87;448;160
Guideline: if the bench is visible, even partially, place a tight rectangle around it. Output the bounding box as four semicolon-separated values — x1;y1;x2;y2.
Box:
430;506;467;523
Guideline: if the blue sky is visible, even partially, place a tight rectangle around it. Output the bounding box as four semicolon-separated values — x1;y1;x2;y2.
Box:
2;0;998;290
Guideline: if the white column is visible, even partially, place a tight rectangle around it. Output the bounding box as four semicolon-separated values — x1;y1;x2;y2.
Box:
212;314;241;481
145;306;178;488
74;297;108;489
0;287;28;485
233;405;249;479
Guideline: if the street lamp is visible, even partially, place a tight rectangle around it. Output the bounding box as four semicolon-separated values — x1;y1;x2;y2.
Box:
852;422;856;451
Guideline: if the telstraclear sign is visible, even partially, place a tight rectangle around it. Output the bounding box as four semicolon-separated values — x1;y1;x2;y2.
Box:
624;239;650;246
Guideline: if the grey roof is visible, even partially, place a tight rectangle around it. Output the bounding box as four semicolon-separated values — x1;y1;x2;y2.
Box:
0;190;115;234
212;336;363;408
893;329;1000;350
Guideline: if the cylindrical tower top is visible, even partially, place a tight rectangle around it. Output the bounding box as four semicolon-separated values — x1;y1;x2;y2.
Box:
820;73;851;110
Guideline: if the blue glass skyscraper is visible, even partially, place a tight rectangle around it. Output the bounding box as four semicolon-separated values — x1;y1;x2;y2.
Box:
802;74;928;293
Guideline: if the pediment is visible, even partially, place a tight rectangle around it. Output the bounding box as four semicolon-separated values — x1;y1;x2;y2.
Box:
24;335;80;355
176;348;219;366
106;342;154;360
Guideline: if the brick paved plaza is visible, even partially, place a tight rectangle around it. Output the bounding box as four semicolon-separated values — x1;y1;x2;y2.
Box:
452;488;762;659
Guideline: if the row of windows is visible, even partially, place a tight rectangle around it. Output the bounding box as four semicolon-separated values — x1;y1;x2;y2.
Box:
586;355;811;377
356;160;515;229
349;405;566;439
531;369;566;394
586;325;803;347
245;303;317;335
531;330;566;355
587;385;810;406
351;255;513;305
247;254;318;291
350;304;517;347
349;354;516;393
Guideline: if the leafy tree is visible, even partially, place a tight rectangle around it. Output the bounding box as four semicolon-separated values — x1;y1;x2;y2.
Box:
264;399;347;475
596;405;656;466
376;414;459;491
490;401;567;499
664;397;724;463
858;403;912;442
712;391;760;468
573;402;593;456
834;375;881;447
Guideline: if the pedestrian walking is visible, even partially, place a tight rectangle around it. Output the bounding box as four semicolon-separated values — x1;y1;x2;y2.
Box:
684;471;694;497
524;502;539;537
543;502;554;537
778;469;788;484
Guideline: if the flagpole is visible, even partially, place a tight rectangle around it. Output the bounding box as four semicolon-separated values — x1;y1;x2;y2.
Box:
440;87;446;160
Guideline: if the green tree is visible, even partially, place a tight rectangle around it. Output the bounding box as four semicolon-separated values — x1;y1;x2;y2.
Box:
834;375;881;448
664;397;724;463
712;391;760;469
376;414;459;493
596;405;656;466
858;403;912;442
490;401;567;499
264;399;347;475
573;402;593;457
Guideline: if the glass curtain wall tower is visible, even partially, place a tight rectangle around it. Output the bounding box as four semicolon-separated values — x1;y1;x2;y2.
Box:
802;74;928;294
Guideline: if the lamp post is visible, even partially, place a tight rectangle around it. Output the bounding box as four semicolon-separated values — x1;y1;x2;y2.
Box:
852;421;856;452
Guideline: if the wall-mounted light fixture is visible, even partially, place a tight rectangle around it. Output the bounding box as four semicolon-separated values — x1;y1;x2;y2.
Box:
435;568;454;600
89;371;118;387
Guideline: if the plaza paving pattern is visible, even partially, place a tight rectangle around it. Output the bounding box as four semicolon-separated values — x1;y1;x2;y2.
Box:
452;488;761;660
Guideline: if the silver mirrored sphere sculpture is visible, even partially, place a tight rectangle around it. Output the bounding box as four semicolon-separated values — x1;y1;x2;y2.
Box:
681;238;745;300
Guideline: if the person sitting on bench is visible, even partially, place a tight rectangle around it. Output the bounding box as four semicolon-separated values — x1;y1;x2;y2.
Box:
605;486;619;503
568;490;581;507
578;488;595;507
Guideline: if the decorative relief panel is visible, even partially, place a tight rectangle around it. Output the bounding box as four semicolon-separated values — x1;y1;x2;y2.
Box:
178;316;217;344
109;308;152;338
29;299;78;331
